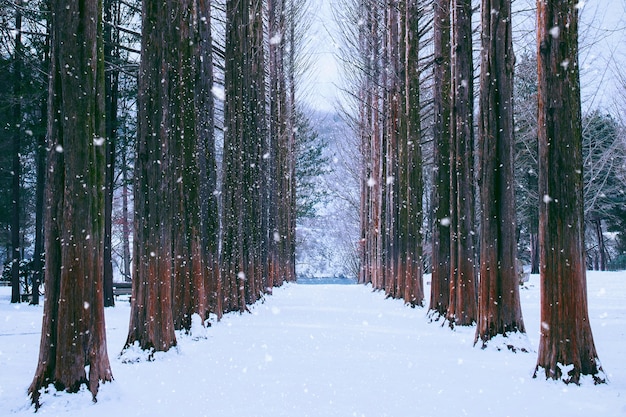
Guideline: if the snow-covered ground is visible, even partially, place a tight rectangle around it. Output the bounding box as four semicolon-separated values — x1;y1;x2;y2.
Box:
1;271;625;416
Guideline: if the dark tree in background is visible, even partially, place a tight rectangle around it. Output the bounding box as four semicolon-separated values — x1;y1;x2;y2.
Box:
10;0;23;304
29;0;112;405
103;0;119;308
534;0;604;384
475;0;525;346
429;0;451;319
125;0;177;353
447;0;477;326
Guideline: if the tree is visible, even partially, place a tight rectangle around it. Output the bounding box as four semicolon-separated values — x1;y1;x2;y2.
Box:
429;0;451;319
513;53;540;274
124;0;177;353
295;110;330;219
170;0;215;331
221;0;268;312
10;0;23;304
29;0;112;405
103;0;120;308
534;0;604;384
475;0;525;346
447;0;477;326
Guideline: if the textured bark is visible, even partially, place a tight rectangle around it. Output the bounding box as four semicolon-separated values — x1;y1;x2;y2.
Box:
170;0;211;332
447;0;477;326
103;0;119;308
534;0;604;384
125;0;177;353
29;0;112;405
475;0;525;346
222;0;267;313
429;0;451;319
196;0;220;317
402;0;424;307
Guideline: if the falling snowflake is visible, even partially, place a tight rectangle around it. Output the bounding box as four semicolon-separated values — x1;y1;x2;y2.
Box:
269;33;282;45
549;26;560;39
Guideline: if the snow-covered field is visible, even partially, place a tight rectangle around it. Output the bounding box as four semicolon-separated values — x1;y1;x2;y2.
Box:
1;271;625;416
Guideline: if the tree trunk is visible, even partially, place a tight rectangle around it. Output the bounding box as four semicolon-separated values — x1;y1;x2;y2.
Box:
125;0;177;353
534;0;604;384
103;0;118;308
447;0;477;326
170;0;211;331
29;0;113;406
475;0;525;346
401;0;424;307
10;1;23;304
222;0;267;313
429;0;451;319
121;147;131;282
196;0;220;318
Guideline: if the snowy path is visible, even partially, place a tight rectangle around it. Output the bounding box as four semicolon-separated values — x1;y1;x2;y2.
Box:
2;274;626;416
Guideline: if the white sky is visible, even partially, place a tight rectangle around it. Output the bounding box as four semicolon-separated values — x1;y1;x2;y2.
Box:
303;0;626;113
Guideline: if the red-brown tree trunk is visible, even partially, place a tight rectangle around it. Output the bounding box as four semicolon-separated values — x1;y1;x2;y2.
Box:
29;0;112;406
429;0;452;319
475;0;525;346
125;0;177;353
222;0;267;313
447;0;477;326
534;0;604;384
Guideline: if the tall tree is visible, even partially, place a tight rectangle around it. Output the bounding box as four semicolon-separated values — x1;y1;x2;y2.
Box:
170;0;214;331
429;0;451;319
221;0;268;312
29;0;112;405
447;0;477;326
533;0;604;384
125;0;177;353
196;0;220;318
475;0;525;346
10;0;23;304
103;0;120;308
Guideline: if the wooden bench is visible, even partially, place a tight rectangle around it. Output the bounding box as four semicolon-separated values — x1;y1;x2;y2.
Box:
113;282;133;299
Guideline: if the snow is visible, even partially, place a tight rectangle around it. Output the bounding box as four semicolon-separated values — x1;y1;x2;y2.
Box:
1;271;626;416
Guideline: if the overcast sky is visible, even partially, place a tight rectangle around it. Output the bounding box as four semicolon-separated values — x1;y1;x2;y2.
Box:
303;0;626;114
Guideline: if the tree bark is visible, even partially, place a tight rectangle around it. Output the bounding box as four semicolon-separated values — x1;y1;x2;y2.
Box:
429;0;451;319
125;0;177;353
222;0;267;313
103;0;119;308
534;0;604;384
29;0;112;405
447;0;477;326
475;0;525;346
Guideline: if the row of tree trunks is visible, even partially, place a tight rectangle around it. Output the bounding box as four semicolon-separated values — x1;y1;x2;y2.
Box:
29;0;113;405
358;0;424;306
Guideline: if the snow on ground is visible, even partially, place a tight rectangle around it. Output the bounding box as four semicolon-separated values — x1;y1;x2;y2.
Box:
1;271;625;416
